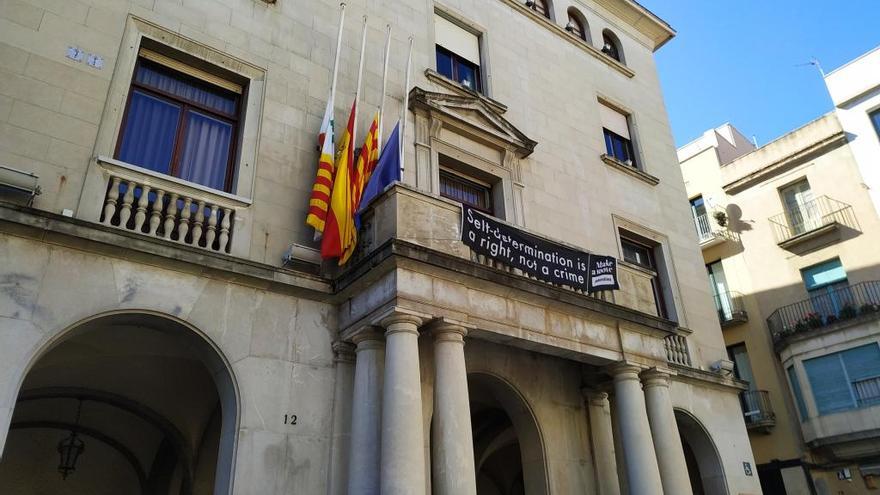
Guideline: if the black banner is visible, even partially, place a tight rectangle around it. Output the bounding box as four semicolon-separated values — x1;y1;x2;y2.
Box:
460;205;618;293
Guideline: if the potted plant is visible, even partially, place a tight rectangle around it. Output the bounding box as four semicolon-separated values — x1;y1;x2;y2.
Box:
859;303;880;315
826;314;839;325
713;210;728;227
805;312;824;329
839;304;857;320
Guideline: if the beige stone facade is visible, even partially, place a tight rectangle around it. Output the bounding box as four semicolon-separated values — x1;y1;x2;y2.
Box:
680;114;880;494
0;0;760;493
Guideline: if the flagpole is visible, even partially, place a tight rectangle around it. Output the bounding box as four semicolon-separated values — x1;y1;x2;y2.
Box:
329;3;346;117
352;15;368;154
400;36;414;173
377;24;392;150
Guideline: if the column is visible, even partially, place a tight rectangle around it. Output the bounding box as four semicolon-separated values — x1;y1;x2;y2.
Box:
379;314;426;495
584;390;621;495
328;342;355;495
608;362;663;495
348;329;385;495
431;323;477;495
642;369;693;495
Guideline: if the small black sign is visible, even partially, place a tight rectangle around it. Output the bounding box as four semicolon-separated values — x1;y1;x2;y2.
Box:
460;205;618;293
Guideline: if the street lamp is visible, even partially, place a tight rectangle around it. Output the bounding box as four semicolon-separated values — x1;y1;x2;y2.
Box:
57;399;85;480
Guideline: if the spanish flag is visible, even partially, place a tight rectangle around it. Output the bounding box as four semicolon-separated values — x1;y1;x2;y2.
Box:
306;100;335;238
321;101;357;261
340;111;381;264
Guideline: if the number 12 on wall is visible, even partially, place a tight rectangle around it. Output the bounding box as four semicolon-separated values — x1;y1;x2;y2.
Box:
283;414;297;425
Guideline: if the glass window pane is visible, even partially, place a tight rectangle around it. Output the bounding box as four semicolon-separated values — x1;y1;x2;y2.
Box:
802;259;847;290
456;62;477;91
178;110;233;191
804;353;855;415
440;171;491;212
787;366;809;421
436;47;454;80
136;62;237;116
118;90;181;174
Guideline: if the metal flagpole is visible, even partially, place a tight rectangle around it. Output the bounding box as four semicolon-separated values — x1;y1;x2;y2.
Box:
400;36;413;173
329;3;346;119
352;15;368;152
377;24;392;150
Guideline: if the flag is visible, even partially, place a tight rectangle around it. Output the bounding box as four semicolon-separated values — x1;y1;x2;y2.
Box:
339;112;381;264
357;122;401;216
321;101;357;262
306;100;335;237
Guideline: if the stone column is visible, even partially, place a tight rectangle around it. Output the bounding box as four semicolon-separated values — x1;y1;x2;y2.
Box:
642;369;693;495
431;323;477;495
608;362;663;495
347;329;385;495
584;390;621;495
379;314;426;495
328;342;356;495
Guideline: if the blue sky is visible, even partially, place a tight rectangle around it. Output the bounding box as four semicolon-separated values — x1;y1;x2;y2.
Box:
640;0;880;147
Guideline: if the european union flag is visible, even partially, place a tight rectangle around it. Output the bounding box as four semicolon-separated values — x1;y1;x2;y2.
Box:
356;122;401;226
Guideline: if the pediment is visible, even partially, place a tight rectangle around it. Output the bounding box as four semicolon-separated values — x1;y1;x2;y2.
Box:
409;87;538;157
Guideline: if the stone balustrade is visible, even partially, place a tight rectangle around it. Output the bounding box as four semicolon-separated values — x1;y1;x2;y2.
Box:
95;157;250;255
664;334;692;367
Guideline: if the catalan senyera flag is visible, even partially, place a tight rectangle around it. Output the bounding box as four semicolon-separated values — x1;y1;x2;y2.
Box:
306;100;335;237
320;101;357;261
339;112;381;264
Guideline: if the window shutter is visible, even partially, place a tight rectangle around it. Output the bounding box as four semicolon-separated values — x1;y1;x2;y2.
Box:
842;344;880;381
599;103;630;139
804;353;855;414
434;14;481;66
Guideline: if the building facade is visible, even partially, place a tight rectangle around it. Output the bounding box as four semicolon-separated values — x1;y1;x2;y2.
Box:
0;0;761;494
680;113;880;494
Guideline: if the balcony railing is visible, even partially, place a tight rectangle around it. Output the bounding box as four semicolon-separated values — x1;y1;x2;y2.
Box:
713;291;748;327
767;281;880;343
741;390;775;430
664;334;692;367
694;213;714;243
768;196;858;246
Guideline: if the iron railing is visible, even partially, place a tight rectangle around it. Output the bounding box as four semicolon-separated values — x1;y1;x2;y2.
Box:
694;213;714;243
854;376;880;407
713;291;748;326
741;390;775;428
767;281;880;342
768;196;857;244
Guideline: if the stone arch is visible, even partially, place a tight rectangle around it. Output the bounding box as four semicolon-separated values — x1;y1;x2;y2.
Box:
565;7;591;43
0;310;240;495
674;408;728;495
468;372;550;495
601;29;625;64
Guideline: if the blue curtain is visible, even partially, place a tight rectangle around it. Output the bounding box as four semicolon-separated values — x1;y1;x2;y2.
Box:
178;110;233;191
136;63;236;115
118;90;180;174
804;353;854;415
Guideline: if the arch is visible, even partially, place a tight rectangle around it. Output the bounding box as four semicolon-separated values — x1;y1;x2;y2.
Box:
468;372;550;495
527;0;553;20
601;29;624;63
565;8;590;43
674;409;729;495
0;310;240;495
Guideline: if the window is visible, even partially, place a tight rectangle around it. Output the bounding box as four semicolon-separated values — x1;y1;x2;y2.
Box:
601;30;623;62
566;9;588;41
801;258;853;321
440;169;493;214
600;103;636;166
691;196;711;240
115;49;242;192
528;0;551;19
787;366;808;421
779;179;820;235
708;260;733;320
870;109;880;140
804;343;880;415
434;14;482;93
621;235;668;318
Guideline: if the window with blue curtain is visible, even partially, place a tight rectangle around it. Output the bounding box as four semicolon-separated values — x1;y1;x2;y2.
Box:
116;57;240;192
801;258;852;321
804;343;880;415
786;366;808;421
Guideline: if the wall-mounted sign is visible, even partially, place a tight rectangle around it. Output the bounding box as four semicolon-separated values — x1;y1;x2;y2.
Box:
460;205;619;293
743;462;753;476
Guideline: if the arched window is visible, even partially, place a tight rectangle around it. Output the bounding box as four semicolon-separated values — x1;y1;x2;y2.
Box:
527;0;552;19
602;30;623;63
566;8;588;42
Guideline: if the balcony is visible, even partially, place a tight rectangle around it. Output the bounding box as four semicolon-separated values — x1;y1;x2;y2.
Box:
767;280;880;344
768;196;858;249
714;291;748;327
664;334;692;367
741;390;776;432
693;212;734;249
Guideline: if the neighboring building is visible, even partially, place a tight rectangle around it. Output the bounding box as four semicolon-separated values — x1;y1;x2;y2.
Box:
680;114;880;494
825;45;880;217
0;1;761;494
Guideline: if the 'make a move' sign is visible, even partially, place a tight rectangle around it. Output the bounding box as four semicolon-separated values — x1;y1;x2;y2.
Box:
461;205;619;293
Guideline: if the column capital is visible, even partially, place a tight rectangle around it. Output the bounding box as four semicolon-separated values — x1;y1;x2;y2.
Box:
425;319;468;343
380;312;424;335
640;368;672;389
606;361;644;383
581;388;609;407
332;341;356;363
352;326;386;351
